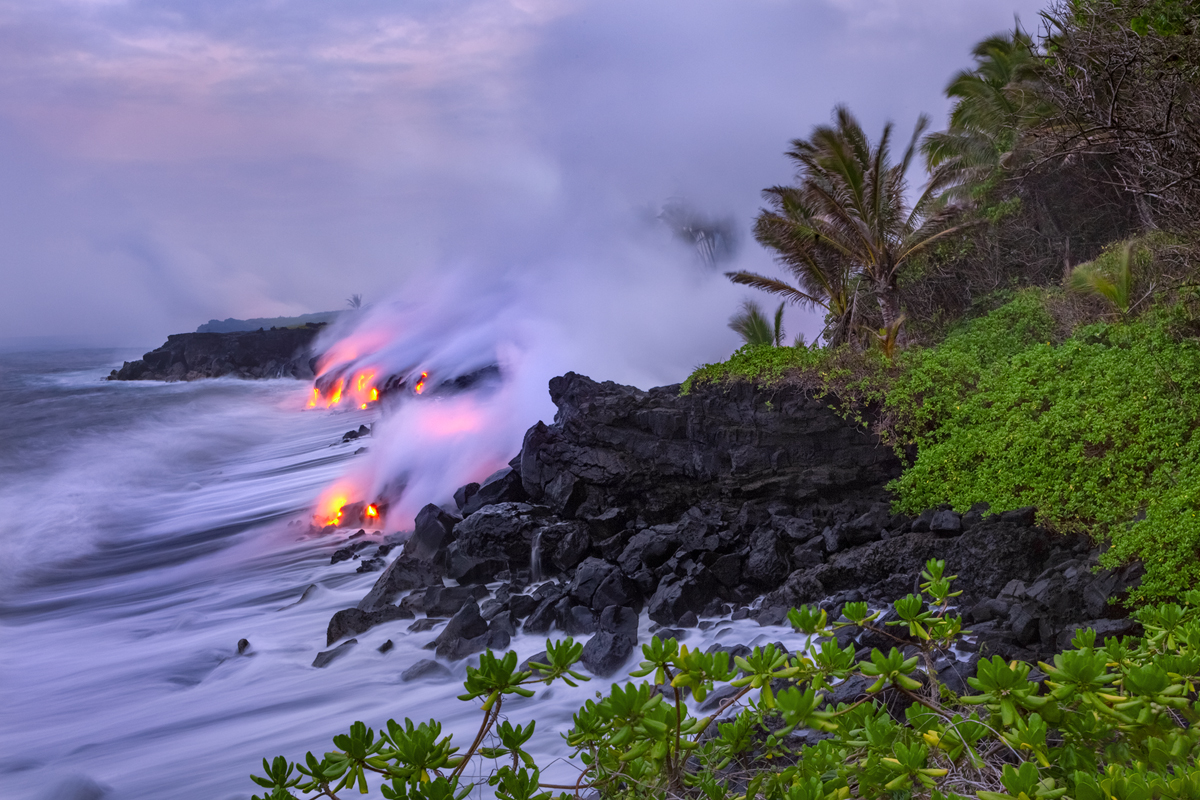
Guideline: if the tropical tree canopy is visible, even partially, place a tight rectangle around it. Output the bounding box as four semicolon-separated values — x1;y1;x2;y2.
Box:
729;105;966;347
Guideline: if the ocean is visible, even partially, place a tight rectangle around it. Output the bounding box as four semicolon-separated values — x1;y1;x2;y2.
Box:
0;349;799;800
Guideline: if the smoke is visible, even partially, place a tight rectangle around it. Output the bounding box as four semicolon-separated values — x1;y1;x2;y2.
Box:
307;207;753;525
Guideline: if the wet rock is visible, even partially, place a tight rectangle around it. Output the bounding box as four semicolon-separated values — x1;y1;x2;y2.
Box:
647;576;706;626
745;528;790;588
356;557;385;573
568;558;616;606
449;502;546;581
327;606;414;645
237;638;250;655
454;482;481;512
433;601;490;660
508;593;539;619
313;639;357;668
423;585;489;618
404;504;460;563
523;597;559;635
462;467;528;515
581;606;639;677
331;540;372;564
619;528;679;574
402;659;452;682
559;605;598;635
490;610;518;638
378;639;394;654
546;522;591;573
591;570;640;612
408;618;441;633
357;555;441;612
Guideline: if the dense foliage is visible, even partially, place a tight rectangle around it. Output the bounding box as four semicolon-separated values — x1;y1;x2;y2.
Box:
252;564;1200;800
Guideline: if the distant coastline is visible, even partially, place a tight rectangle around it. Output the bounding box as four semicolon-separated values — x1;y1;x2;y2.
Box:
196;311;341;333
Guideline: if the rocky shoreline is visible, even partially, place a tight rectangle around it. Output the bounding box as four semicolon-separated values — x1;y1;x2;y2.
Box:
108;325;322;381
322;372;1141;680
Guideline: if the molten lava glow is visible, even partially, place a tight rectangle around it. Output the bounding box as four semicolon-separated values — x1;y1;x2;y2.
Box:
414;372;428;394
319;492;349;527
306;369;381;410
365;504;379;518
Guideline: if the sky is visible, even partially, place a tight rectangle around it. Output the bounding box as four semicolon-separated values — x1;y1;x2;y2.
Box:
0;0;1046;352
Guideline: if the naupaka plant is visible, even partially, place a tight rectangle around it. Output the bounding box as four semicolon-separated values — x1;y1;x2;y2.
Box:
253;562;1200;800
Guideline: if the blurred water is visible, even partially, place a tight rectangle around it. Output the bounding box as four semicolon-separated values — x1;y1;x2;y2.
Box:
0;351;801;800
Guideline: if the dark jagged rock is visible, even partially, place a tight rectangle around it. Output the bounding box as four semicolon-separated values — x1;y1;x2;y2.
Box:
332;540;372;564
462;468;528;516
403;505;460;564
581;605;639;677
508;593;539;619
518;372;901;524
401;659;452;682
237;638;250;655
331;370;1141;670
423;585;489;618
327;606;413;645
454;482;481;512
357;555;441;612
536;521;590;574
313;639;357;668
447;503;547;581
433;601;489;660
108;327;320;381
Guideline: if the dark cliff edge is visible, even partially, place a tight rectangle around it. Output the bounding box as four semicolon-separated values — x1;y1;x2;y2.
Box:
108;326;322;381
323;372;1142;678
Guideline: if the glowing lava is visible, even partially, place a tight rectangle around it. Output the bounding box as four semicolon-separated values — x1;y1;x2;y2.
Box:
365;504;379;519
306;369;380;410
414;372;428;394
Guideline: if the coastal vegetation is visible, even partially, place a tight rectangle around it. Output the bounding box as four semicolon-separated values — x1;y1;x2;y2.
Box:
697;0;1200;604
256;2;1200;798
253;568;1200;800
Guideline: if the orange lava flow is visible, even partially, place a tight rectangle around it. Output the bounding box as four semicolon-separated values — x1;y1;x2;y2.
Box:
305;369;380;410
365;504;379;519
320;492;349;527
414;372;428;395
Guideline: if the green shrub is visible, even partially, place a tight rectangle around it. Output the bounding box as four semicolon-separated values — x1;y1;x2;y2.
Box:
251;566;1200;800
890;304;1200;602
681;343;824;394
883;289;1056;447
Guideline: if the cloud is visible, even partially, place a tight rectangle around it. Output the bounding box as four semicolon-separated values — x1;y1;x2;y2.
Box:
0;0;1046;350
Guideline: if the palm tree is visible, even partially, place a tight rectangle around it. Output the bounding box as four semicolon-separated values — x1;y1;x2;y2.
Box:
729;106;966;345
921;30;1048;200
346;294;363;310
728;300;785;346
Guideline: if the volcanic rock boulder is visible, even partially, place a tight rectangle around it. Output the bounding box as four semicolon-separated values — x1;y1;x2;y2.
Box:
357;554;441;612
517;372;901;523
327;606;413;645
445;502;550;582
109;327;320;381
403;505;459;564
581;605;639;677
